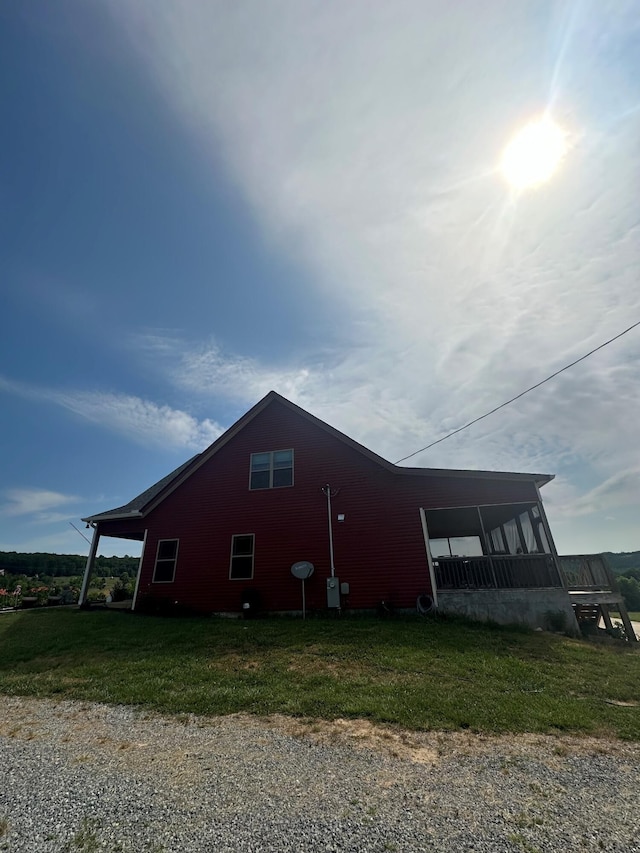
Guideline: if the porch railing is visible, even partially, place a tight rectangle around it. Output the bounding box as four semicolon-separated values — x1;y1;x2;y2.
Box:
558;555;613;591
433;554;563;591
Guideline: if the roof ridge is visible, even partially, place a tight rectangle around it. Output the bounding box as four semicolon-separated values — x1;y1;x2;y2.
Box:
83;391;553;523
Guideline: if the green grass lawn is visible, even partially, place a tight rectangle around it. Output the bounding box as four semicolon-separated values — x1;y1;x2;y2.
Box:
626;612;640;622
1;609;639;739
609;611;640;624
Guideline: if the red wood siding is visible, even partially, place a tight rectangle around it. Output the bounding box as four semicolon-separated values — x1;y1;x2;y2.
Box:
99;400;543;614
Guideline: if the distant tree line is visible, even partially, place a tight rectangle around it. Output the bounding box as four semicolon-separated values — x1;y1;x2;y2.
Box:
0;551;139;578
604;551;640;574
1;549;638;610
617;575;640;612
603;552;640;612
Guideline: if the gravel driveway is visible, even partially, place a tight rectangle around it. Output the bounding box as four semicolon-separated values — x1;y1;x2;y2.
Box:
1;695;638;852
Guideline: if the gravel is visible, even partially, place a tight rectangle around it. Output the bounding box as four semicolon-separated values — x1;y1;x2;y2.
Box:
1;695;639;852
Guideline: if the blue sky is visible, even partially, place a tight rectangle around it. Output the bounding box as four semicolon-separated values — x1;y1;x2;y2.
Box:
1;0;639;559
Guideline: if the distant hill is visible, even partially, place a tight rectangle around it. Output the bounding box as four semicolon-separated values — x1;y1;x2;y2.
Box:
0;551;139;578
603;552;640;574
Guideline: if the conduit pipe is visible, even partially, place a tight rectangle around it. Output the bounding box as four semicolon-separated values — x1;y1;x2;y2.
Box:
322;484;337;578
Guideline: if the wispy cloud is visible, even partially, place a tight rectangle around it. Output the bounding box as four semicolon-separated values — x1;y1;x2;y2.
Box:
3;3;639;552
1;488;79;521
559;468;640;518
136;333;312;404
133;331;437;461
0;374;223;450
51;390;224;450
132;324;640;484
109;1;640;477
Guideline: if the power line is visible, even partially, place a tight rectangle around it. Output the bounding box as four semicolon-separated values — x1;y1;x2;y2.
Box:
69;521;92;545
395;318;640;464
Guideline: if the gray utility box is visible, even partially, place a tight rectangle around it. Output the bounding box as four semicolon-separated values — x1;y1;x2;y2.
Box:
326;577;340;608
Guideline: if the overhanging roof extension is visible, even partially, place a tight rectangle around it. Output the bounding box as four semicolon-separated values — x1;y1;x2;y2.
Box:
82;455;200;523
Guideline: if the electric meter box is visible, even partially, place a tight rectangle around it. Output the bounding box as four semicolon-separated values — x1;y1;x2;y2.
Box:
326;577;341;608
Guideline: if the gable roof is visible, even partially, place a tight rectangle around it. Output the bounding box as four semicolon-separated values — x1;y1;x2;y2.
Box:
82;455;200;522
83;391;553;522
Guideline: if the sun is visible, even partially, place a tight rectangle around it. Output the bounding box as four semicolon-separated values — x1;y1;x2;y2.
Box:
500;116;567;190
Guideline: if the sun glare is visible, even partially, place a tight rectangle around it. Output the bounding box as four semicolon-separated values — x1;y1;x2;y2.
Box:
500;116;567;190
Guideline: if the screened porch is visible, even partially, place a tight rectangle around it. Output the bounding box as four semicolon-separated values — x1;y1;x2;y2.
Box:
424;502;562;590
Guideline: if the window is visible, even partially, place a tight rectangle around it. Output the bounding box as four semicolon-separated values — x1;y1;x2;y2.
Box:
153;539;178;583
230;534;255;580
250;449;293;489
429;536;484;558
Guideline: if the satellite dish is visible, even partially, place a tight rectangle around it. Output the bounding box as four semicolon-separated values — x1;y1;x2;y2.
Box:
291;561;314;580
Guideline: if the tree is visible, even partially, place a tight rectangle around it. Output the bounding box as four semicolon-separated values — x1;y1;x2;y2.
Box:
618;576;640;612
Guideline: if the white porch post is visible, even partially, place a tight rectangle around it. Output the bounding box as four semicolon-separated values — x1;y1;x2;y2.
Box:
131;529;147;612
419;508;438;609
78;524;100;606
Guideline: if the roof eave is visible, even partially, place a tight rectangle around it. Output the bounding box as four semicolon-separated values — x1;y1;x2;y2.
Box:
395;467;555;487
81;510;143;524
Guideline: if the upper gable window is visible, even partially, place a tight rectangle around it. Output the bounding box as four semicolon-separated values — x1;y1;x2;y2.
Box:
250;449;293;490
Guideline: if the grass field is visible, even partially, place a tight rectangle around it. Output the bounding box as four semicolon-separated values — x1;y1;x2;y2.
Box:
1;609;639;739
609;611;640;624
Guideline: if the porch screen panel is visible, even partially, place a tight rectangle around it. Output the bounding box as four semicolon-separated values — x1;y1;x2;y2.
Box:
530;505;551;553
429;538;452;558
449;536;483;557
537;523;550;553
519;511;537;553
490;527;505;553
503;519;520;554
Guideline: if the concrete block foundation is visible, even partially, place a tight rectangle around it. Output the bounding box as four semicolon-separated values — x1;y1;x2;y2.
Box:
437;588;580;636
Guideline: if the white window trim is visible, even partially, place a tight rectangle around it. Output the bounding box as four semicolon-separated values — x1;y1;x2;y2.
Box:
152;538;179;583
229;533;255;581
249;449;294;490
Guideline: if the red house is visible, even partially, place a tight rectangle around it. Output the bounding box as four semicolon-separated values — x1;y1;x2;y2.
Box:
80;391;584;631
